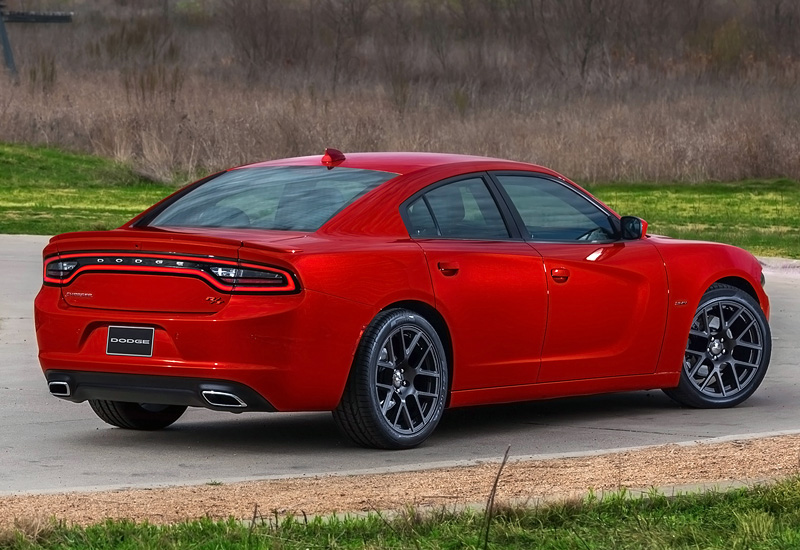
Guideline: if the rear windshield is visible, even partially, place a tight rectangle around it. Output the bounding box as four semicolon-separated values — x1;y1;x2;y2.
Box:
146;166;397;231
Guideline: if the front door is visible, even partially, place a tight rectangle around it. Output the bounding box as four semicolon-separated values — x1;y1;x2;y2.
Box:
491;173;669;382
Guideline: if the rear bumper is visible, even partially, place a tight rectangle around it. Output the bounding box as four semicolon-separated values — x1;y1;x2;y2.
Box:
35;286;375;411
45;370;277;411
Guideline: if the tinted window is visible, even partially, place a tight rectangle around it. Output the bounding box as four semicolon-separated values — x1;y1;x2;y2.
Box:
147;166;396;231
406;198;437;237
496;175;616;242
406;178;509;239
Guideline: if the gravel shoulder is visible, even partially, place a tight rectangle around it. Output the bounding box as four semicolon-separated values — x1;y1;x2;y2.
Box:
4;434;800;528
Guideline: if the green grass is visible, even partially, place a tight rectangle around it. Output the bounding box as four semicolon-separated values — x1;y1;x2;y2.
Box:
1;144;798;258
588;180;800;259
6;480;800;549
0;143;176;234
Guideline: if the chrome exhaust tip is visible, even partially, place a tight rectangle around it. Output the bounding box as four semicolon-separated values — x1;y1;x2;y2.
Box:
201;390;247;408
48;381;71;397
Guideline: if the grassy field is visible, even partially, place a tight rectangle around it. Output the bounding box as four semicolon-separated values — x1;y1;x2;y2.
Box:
1;144;797;258
587;180;800;259
5;479;800;549
0;143;175;235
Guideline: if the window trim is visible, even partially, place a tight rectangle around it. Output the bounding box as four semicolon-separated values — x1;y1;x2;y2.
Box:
487;171;622;244
399;173;523;241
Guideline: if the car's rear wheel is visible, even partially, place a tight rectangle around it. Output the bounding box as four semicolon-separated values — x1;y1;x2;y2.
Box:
89;400;187;430
663;283;771;408
333;309;448;449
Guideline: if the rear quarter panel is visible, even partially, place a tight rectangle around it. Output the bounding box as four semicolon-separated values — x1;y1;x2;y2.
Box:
238;236;435;405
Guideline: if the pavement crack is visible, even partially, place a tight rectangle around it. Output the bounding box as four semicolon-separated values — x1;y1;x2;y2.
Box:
524;423;700;437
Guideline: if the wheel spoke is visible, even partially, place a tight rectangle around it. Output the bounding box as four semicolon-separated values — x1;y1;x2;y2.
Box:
685;348;705;358
730;364;742;391
699;371;716;392
734;319;757;343
392;401;405;427
736;341;762;351
380;390;396;414
688;359;704;378
733;360;759;370
718;372;727;397
717;303;726;329
401;401;414;430
723;306;745;330
404;331;423;359
408;393;424;420
417;390;438;399
411;346;431;371
387;334;398;364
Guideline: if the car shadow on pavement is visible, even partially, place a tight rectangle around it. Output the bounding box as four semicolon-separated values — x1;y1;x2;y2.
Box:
68;390;683;455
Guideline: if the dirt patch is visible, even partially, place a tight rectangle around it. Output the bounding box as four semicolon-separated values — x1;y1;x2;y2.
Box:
3;434;800;528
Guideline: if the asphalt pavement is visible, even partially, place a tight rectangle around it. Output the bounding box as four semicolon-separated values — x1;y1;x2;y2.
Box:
1;235;798;495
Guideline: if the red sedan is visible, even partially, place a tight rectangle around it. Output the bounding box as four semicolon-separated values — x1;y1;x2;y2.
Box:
34;150;771;449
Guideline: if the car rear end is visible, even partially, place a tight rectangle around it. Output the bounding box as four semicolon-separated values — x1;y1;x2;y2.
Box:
34;163;398;414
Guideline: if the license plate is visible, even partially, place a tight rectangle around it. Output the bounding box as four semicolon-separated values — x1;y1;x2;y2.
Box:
106;326;154;357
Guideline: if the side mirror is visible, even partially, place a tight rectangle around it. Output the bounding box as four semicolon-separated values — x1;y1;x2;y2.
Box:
620;216;648;240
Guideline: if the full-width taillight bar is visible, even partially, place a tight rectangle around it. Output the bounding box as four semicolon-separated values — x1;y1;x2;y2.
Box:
43;252;298;294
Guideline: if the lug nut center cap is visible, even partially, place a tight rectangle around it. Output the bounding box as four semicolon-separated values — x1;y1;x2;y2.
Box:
709;339;725;356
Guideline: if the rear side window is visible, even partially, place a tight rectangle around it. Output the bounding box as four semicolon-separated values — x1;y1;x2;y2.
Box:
406;177;510;240
146;166;396;231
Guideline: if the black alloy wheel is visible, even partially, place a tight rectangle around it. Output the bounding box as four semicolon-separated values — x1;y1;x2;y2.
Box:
333;309;449;449
663;283;771;408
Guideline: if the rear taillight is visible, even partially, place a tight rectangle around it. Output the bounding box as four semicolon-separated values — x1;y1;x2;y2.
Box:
208;264;296;292
45;260;78;281
43;253;298;294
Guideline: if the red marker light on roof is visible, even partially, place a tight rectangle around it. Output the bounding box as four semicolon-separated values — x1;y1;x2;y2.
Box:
321;148;346;169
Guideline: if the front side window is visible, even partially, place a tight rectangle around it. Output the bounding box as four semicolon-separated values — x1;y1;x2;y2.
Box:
406;177;509;240
496;175;616;242
146;166;396;232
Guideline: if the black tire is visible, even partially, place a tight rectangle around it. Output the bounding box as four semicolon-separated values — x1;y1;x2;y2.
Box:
333;309;449;449
663;283;771;408
89;400;187;430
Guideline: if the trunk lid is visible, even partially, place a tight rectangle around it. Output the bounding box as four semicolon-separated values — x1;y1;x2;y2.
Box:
48;229;245;313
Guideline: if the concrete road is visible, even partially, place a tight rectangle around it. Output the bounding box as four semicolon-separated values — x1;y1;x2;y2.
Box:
1;235;798;494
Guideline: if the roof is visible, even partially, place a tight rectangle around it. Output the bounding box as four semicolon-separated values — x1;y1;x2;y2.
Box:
240;151;551;177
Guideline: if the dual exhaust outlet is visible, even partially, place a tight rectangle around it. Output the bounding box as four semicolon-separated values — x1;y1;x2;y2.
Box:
47;381;247;409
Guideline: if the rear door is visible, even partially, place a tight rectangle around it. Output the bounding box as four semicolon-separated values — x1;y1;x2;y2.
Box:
491;173;669;382
404;175;548;390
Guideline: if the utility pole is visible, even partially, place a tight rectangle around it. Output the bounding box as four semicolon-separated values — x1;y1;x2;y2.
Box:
0;2;73;79
0;2;18;77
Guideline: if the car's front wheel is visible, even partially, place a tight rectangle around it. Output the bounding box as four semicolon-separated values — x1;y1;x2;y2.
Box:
663;283;771;408
89;400;187;430
333;309;449;449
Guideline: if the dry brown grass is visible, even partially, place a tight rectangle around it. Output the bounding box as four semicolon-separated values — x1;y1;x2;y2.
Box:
1;0;800;182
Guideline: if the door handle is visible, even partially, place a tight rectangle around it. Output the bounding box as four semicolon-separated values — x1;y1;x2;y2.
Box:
437;262;460;276
550;267;570;283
